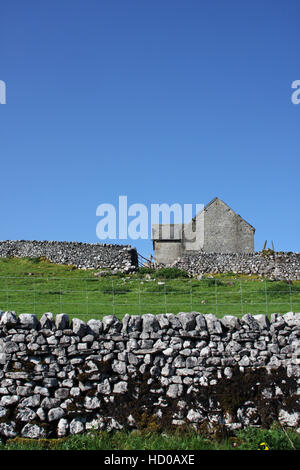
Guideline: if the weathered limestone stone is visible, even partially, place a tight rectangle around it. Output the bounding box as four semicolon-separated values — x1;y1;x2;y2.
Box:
84;396;101;409
225;341;242;353
40;312;55;329
4;342;19;354
200;346;211;357
70;387;81;397
205;314;223;334
57;418;69;437
102;315;122;334
241;314;260;330
36;407;47;421
113;381;128;394
18;313;39;330
128;315;142;333
253;315;269;330
166;384;183;398
178;312;196;331
56;314;69;330
0;407;7;419
71;318;87;337
21;423;45;438
54;388;69;400
283;312;300;327
0;422;17;438
161;364;174;377
165;313;181;330
40;397;60;410
97;379;111;395
186;409;204;423
142;314;160;333
87;319;102;335
163;347;176;357
278;409;300;427
34;386;49;397
195;313;207;330
19;394;41;408
0;395;19;406
239;355;251;367
112;360;126;375
156;314;170;330
221;315;241;330
16;407;37;422
0;311;17;327
70;418;85;435
0;353;6;365
48;407;65;422
106;418;123;431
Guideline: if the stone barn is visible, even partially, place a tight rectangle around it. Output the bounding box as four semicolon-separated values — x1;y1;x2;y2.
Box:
152;197;255;265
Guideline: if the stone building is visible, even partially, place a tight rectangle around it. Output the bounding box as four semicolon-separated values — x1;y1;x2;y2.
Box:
152;197;255;265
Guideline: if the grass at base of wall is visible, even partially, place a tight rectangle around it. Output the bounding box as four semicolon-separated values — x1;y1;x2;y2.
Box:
0;257;299;321
1;424;299;450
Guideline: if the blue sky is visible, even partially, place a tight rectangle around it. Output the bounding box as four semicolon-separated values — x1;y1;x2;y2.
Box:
0;0;299;257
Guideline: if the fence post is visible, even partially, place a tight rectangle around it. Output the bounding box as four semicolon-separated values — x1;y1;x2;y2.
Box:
138;279;141;315
215;279;218;316
59;281;62;313
264;279;268;315
289;283;293;312
239;279;243;316
33;278;36;315
112;280;115;315
6;277;9;311
190;279;193;312
85;280;89;319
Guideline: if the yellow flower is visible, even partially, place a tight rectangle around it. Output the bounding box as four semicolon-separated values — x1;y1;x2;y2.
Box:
259;442;270;450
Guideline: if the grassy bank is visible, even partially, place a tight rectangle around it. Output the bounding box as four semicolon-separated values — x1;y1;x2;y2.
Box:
0;425;299;450
0;257;299;321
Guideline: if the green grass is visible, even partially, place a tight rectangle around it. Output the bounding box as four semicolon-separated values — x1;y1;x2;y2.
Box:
0;424;299;450
0;257;299;322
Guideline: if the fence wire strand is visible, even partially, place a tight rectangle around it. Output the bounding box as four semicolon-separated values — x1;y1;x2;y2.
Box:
0;275;299;321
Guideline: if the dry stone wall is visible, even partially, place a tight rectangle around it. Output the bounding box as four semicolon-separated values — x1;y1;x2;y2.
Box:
0;240;138;273
172;251;300;280
0;310;299;440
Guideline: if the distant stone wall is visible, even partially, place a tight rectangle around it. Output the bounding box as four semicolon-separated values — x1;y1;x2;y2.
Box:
172;252;300;280
0;310;299;439
0;240;138;273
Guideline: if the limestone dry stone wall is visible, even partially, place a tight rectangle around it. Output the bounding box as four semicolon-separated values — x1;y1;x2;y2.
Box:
172;252;300;280
0;310;299;440
0;240;138;273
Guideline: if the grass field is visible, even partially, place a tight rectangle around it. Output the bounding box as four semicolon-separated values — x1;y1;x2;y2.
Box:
0;257;299;321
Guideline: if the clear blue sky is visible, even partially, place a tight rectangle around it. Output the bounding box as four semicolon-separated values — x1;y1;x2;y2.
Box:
1;0;299;257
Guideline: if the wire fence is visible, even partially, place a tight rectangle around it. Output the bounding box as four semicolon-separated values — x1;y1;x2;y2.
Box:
0;275;299;322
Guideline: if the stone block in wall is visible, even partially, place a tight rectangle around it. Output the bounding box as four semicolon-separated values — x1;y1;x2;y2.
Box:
0;311;17;328
40;312;55;330
18;314;39;330
56;314;69;330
